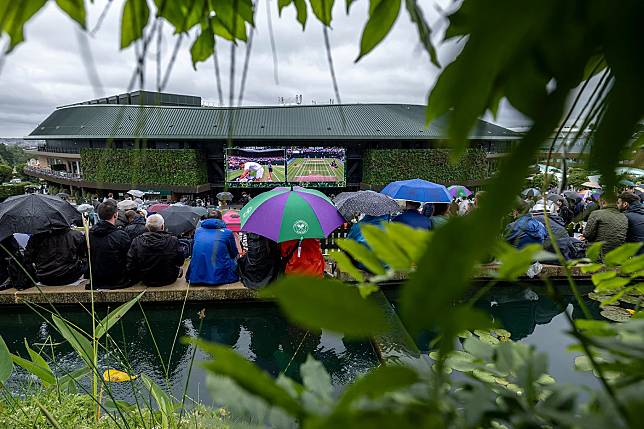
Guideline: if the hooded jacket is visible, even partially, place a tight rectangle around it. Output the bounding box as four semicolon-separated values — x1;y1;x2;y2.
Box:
186;219;239;285
532;213;577;260
238;232;281;289
624;202;644;253
127;231;185;287
584;206;628;258
87;221;132;289
25;228;86;285
124;216;147;240
504;214;547;249
280;239;325;278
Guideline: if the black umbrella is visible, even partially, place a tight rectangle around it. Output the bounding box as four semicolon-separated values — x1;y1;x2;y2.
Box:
334;190;400;219
563;190;582;203
56;192;70;200
159;205;200;236
546;193;567;205
0;194;82;240
216;192;233;201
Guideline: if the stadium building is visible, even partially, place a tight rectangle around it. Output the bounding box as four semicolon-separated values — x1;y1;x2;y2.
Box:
24;91;520;199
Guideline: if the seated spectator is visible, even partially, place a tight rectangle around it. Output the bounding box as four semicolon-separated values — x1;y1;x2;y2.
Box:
617;191;644;254
87;202;133;289
280;239;325;277
124;210;146;240
531;201;579;260
554;199;574;225
582;197;599;221
127;214;185;287
504;200;547;248
583;195;628;259
238;232;281;289
187;210;239;285
25;228;86;285
347;214;389;247
392;201;431;229
0;235;21;289
430;203;450;229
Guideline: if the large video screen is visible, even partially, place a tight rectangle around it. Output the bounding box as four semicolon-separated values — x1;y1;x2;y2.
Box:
225;147;346;187
226;148;286;187
287;147;346;187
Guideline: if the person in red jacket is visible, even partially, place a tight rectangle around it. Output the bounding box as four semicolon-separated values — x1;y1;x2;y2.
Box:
280;239;325;277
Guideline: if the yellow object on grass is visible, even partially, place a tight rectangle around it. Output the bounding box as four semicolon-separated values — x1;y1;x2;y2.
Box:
103;369;138;383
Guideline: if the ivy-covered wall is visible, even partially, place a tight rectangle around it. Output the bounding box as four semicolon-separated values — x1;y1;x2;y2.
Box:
80;149;208;187
362;148;488;186
0;183;32;201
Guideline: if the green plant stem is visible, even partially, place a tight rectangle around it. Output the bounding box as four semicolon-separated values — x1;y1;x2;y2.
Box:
178;315;205;426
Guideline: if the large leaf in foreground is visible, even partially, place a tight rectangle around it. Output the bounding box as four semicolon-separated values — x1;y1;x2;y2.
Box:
0;336;13;384
260;276;388;336
52;315;94;369
95;290;145;339
336;365;419;411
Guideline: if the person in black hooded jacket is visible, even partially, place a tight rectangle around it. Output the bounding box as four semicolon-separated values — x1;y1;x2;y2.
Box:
618;192;644;254
126;214;185;287
25;228;86;285
124;210;146;240
86;202;133;289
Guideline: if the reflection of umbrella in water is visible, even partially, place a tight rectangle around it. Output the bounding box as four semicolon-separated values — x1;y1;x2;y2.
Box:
191;206;209;217
381;179;451;203
160;206;200;236
216;192;233;201
521;188;541;198
147;203;170;213
0;194;82;240
222;210;241;232
117;200;138;210
334;190;399;219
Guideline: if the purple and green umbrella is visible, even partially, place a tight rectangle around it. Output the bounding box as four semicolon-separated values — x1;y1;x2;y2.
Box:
240;187;344;243
447;185;472;199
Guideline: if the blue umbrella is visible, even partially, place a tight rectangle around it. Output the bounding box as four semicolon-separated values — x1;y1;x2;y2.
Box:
381;179;451;203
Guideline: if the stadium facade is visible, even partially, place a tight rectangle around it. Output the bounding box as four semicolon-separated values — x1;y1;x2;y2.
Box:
24;91;520;199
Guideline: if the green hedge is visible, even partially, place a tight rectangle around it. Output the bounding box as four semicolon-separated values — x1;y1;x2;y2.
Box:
81;149;208;187
362;148;489;186
0;183;32;201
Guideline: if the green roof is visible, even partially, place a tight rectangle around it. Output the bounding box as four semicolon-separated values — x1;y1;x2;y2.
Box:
27;103;519;140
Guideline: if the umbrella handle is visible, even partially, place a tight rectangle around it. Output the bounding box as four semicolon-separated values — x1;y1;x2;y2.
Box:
297;238;302;258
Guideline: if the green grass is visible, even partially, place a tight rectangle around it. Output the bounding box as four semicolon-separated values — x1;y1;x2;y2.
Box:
286;158;344;183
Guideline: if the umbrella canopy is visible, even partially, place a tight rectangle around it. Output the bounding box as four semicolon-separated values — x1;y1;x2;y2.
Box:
240;188;344;242
381;179;451;203
117;200;138;210
127;190;146;198
447;185;472;199
160;205;200;236
521;188;541;198
222;210;241;232
563;190;582;201
581;181;602;189
546;193;568;206
56;192;70;200
0;194;82;240
334;190;399;219
620;179;636;187
76;203;95;213
191;206;209;217
216;191;233;201
147;203;170;213
582;189;603;201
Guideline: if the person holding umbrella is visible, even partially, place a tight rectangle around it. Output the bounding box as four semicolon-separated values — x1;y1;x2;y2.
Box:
393;201;431;229
25;226;86;286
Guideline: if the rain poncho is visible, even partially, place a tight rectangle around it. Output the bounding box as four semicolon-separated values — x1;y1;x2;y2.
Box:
347;215;389;247
280;239;324;278
504;214;547;249
187;219;239;285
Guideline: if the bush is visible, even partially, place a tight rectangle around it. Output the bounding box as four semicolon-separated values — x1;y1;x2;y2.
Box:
0;163;12;182
0;183;31;201
362;148;488;186
81;149;208;187
527;172;559;189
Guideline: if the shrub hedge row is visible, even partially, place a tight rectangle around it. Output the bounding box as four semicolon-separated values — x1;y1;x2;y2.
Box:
0;183;32;201
81;149;208;187
362;148;489;185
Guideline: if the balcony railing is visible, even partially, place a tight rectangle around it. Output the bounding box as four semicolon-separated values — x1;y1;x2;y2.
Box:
24;166;82;181
35;145;81;154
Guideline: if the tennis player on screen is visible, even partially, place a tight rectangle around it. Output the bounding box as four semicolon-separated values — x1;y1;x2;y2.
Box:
239;162;265;181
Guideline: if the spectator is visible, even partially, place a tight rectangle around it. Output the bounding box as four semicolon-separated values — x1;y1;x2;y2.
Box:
25;228;86;285
430;203;450;228
86;202;133;289
583;195;628;259
555;199;574;225
392;201;431;229
124;210;146;240
504;200;547;248
531;201;579;260
238;232;281;289
347;214;389;247
187;210;239;285
617;191;644;254
127;214;185;287
280;239;325;277
582;196;599;221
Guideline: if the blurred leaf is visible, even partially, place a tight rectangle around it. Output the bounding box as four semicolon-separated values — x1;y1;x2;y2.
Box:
155;0;206;32
336;239;386;275
357;283;379;298
336;365;419;410
0;0;47;52
591;271;616;286
404;0;438;66
0;336;13;384
516;350;547;403
95;291;145;340
190;22;215;68
329;251;364;282
463;337;494;361
574;355;593;372
121;0;150;49
356;0;401;61
621;254;644;274
209;0;250;42
55;0;86;28
52;315;94;369
586;242;604;262
580;263;603;274
260;276;387;337
104;399;138;413
191;339;304;417
301;355;333;413
595;277;630;293
496;243;541;281
604;243;643;266
309;0;334;26
140;374;176;427
383;223;430;263
575;319;616;336
361;224;410;271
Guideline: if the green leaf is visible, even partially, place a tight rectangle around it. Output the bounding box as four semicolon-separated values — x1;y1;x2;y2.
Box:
11;354;55;386
357;283;379;298
0;0;48;52
621;254;644;274
190;23;215;69
260;276;387;337
404;0;438;66
293;0;308;28
463;337;493;361
190;338;304;417
210;0;248;42
586;242;604;262
329;251;364;282
383;223;430;262
595;276;630;293
52;315;94;369
496;243;541;281
278;0;293;14
58;366;91;391
24;340;53;379
121;0;150;49
300;355;333;412
95;291;145;339
580;263;603;274
140;374;176;427
336;365;419;410
361;224;410;271
574;355;593;372
309;0;334;26
357;0;401;61
336;239;386;275
575;319;616;336
104;399;139;413
591;271;616;286
605;243;643;266
55;0;86;28
0;336;14;384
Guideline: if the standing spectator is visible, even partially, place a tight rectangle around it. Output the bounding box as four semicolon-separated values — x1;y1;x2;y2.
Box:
617;192;644;254
124;210;146;240
583;196;628;259
187;210;239;285
392;201;432;229
127;214;185;287
25;228;86;285
86;202;133;289
280;239;325;278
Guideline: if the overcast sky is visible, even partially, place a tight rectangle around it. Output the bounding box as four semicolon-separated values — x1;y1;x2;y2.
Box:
0;0;527;137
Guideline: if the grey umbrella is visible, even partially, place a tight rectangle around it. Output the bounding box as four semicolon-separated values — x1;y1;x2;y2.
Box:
521;188;541;198
216;192;233;201
546;193;567;205
0;194;82;240
160;205;200;236
335;191;400;219
191;206;209;217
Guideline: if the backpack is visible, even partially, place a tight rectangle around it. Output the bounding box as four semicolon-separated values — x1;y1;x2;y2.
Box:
7;253;37;291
